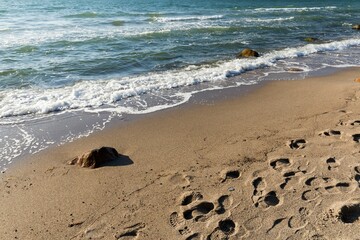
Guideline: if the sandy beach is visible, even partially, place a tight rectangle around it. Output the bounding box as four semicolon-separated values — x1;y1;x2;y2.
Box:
1;68;360;239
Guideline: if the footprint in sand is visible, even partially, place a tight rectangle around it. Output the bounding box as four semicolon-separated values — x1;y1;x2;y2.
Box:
288;207;310;230
115;223;145;240
342;120;360;126
263;191;280;206
305;177;330;187
207;219;237;240
269;158;291;171
326;157;339;171
251;177;266;207
288;139;306;149
185;232;202;240
338;202;360;224
244;216;262;231
301;189;320;201
168;173;191;188
352;134;360;143
215;195;233;214
322;182;353;194
180;192;203;206
170;191;236;238
183;201;215;221
319;130;341;137
220;169;241;183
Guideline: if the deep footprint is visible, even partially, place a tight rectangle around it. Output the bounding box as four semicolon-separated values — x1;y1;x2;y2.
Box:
216;195;232;214
326;157;338;171
350;120;360;126
185;233;201;240
264;191;280;206
169;212;181;228
289;139;306;149
270;158;290;170
218;219;236;235
352;134;360;143
183;202;215;220
181;192;203;206
221;170;240;182
339;203;360;223
320;130;341;136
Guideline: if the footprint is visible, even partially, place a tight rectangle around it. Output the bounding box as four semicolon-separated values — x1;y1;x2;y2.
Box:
319;130;341;137
244;216;262;231
264;191;280;206
352;134;360;143
252;177;266;192
169;173;190;187
280;177;291;189
183;201;215;220
181;192;203;206
221;169;240;183
335;182;352;193
169;212;183;228
270;158;291;170
185;233;201;240
283;170;306;178
355;174;360;187
252;177;267;207
288;216;307;230
218;219;236;235
338;202;360;223
288;139;306;149
115;223;145;239
350;120;360;126
206;219;237;240
326;157;339;171
178;226;191;236
215;195;233;214
301;190;320;201
305;177;329;187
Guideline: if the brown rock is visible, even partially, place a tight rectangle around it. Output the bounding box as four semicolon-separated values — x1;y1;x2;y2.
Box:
352;24;360;30
304;37;319;43
68;147;119;168
237;48;259;58
354;78;360;83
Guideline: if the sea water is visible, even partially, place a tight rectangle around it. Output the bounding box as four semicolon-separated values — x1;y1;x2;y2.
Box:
0;0;359;171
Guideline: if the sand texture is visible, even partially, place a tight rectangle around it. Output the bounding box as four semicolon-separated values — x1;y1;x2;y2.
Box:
1;68;360;240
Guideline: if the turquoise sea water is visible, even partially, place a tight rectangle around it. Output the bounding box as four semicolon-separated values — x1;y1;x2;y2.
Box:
0;0;359;170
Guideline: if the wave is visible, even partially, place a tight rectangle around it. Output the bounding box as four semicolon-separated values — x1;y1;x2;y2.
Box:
155;15;224;23
0;38;359;119
252;6;337;13
244;16;295;23
64;12;99;18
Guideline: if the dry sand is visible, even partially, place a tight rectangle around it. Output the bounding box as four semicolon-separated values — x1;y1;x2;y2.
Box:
1;68;360;240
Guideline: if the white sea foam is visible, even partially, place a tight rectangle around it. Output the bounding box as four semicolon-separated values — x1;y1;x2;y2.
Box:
155;15;224;23
252;6;337;13
244;16;295;23
0;38;359;118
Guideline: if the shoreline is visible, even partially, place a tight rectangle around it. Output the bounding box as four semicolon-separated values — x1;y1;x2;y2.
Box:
0;65;344;173
2;67;360;239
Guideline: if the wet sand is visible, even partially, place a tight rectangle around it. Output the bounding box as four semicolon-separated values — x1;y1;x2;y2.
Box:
1;68;360;240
